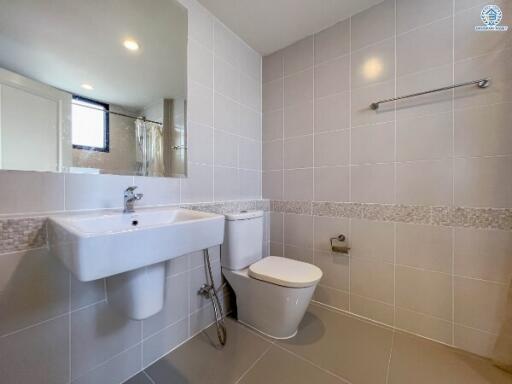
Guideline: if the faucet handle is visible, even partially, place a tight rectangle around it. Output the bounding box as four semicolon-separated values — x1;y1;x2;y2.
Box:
125;186;138;193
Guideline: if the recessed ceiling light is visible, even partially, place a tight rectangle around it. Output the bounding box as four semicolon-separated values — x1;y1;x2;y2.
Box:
123;39;139;51
81;83;94;91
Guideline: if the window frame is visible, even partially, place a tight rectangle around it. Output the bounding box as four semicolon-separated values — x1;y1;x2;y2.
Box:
72;95;110;153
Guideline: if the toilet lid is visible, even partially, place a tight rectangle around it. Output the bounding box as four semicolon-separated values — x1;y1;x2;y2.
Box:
248;256;322;288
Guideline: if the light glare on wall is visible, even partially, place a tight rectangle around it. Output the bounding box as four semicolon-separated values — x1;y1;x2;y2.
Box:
123;39;140;51
362;58;383;80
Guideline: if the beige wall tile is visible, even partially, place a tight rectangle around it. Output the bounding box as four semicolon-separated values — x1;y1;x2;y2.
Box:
314;166;350;202
284;69;314;107
240;104;261;140
315;92;350;132
188;39;213;89
263;110;283;142
350;257;395;304
142;318;188;367
283;36;314;76
351;0;395;51
215;92;240;134
397;112;453;162
314;216;349;252
283;135;313;169
351;38;395;89
214;166;239;201
395;307;453;345
350;293;395;326
314;55;350;99
214;22;241;67
397;0;453;34
284;101;314;138
269;212;283;244
214;56;240;101
454;48;512;110
262;79;283;112
188;122;213;165
240;169;261;200
315;251;350;291
189;82;214;126
284;244;313;263
214;130;238;167
0;315;69;384
396;224;453;273
143;273;188;338
0;248;69;336
314;285;350;311
454;228;512;283
314;130;350;167
283;169;314;201
396;160;453;206
71;301;141;379
397;18;453;77
396;266;452;320
454;0;512;61
396;64;453;120
454;324;498;358
454;156;512;208
350;219;395;263
262;171;283;200
455;103;512;157
0;171;63;215
70;275;105;311
263;51;283;84
351;80;395;127
270;242;284;257
262;140;282;171
351;122;395;165
284;213;314;249
181;164;213;203
351;163;395;204
314;19;350;65
454;276;508;333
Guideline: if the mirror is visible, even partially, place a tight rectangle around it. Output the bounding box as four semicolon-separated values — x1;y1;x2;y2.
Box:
0;0;187;177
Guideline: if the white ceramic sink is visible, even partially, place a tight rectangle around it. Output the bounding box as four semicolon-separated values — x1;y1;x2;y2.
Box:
49;208;224;281
48;208;225;320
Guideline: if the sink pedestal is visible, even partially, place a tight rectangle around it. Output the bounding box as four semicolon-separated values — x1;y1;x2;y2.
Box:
106;262;166;320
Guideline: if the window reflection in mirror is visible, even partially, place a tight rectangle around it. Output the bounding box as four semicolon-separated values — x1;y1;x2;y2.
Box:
0;0;188;177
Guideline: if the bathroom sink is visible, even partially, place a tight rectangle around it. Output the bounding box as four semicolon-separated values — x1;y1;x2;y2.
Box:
49;208;224;282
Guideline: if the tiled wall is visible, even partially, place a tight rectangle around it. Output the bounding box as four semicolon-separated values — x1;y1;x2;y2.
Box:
263;0;512;358
0;0;263;383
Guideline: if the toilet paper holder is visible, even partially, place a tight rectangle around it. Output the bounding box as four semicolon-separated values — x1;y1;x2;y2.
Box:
330;234;350;254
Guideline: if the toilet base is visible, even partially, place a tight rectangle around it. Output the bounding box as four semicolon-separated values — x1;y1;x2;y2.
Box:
238;319;298;340
223;267;317;339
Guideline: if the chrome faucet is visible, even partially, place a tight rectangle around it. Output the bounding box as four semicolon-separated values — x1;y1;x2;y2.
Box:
123;186;143;213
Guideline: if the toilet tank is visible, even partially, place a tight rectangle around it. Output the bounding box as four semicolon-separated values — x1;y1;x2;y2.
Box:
221;211;264;270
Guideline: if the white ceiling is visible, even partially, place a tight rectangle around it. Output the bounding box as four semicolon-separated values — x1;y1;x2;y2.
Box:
197;0;384;55
0;0;187;112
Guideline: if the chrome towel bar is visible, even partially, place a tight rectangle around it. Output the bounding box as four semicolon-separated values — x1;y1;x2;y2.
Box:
370;78;490;110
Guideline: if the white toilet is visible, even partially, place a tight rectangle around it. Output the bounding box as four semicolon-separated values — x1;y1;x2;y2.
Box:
221;210;322;339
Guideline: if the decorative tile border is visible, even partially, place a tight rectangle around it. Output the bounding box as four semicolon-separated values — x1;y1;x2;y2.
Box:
183;199;270;214
0;217;47;254
0;200;270;254
272;200;512;231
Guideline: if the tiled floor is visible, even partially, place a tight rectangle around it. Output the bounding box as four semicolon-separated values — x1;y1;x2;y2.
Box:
125;304;512;384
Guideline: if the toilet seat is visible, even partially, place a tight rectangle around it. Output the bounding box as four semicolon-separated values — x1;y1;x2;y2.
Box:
248;256;322;288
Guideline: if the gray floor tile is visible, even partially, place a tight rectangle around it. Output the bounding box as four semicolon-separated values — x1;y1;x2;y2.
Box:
123;372;153;384
145;318;271;384
238;345;348;384
387;331;512;384
277;304;394;384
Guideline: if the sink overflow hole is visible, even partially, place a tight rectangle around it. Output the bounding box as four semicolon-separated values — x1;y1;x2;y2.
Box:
131;220;139;226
